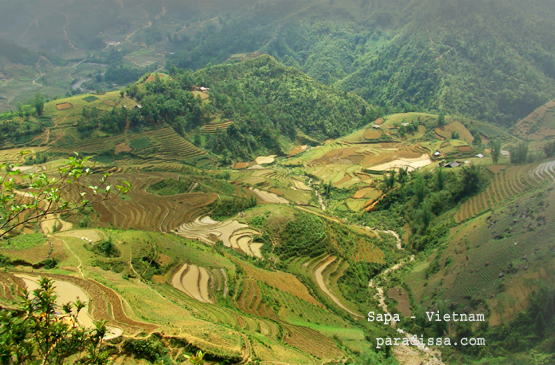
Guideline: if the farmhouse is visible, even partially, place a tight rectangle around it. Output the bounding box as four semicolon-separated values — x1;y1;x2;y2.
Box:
444;161;460;168
372;124;381;129
135;104;142;109
476;153;484;158
434;151;441;157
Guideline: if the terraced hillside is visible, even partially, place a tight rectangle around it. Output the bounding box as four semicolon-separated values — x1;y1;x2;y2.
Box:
175;217;263;258
454;161;555;222
85;173;218;231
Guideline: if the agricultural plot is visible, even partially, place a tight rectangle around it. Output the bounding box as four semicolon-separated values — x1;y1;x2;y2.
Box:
250;187;289;204
200;120;233;133
355;240;385;263
175;216;263;258
513;100;555;140
84;173;217;231
0;272;25;304
455;164;545;222
283;323;343;360
435;121;474;143
172;263;213;303
16;273;95;327
529;160;555;181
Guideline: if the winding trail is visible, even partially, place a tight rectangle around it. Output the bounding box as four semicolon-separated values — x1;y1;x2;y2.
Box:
314;257;363;318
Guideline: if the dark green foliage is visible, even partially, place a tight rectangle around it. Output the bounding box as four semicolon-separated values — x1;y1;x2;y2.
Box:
122;335;169;363
543;139;555;158
24;152;48;165
209;197;257;221
104;65;143;85
146;178;193;196
275;212;329;259
491;139;502;164
509;142;529;164
92;259;126;273
0;277;109;364
90;237;120;258
375;165;488;249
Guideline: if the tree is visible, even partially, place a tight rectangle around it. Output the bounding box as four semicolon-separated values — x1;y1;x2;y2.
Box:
491;138;502;164
0;152;130;240
436;167;445;191
33;94;44;116
437;112;446;127
509;142;528;164
0;277;110;364
543;139;555;158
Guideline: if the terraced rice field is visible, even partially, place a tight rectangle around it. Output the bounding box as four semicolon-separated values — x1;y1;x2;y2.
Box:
250;187;289;204
175;217;263;258
200;121;233;133
172;264;213;303
50;127;206;162
529;160;555;181
85;173;217;232
283;323;343;360
0;272;25;303
20;273;157;334
363;128;383;140
355;241;385;263
454;163;550;222
313;256;362;318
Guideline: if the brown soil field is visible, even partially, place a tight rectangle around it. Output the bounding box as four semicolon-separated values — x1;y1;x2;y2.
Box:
353;187;377;199
230;256;323;307
389;128;398;135
269;188;284;196
375;118;384;125
83;173;217;231
56;102;73;110
333;174;351;187
145;73;168;83
513;100;555;140
289;145;308;156
487;165;507;174
233;162;250;170
192;91;209;100
458;146;473;152
438;121;474;142
114;143;131;155
355;172;373;181
387;287;411;317
283;323;343;360
363;128;383;140
0;272;25;302
1;242;50;264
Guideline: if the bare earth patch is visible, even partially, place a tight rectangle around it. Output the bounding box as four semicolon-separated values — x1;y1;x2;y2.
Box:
56;102;73;110
114;143;131;155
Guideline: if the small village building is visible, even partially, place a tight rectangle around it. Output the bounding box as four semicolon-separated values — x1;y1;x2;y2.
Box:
444;161;460;168
476;153;484;158
372;124;381;129
135;104;142;109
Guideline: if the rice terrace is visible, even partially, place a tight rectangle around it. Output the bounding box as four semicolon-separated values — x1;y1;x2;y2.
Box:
1;15;555;363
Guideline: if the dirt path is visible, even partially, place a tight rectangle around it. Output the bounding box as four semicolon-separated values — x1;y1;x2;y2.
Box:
376;229;403;250
61;237;84;279
314;257;363;318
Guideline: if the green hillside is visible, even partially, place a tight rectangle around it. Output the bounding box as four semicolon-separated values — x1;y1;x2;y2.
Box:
167;0;555;127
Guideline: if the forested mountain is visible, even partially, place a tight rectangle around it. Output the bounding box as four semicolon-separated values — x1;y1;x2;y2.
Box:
166;0;555;126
